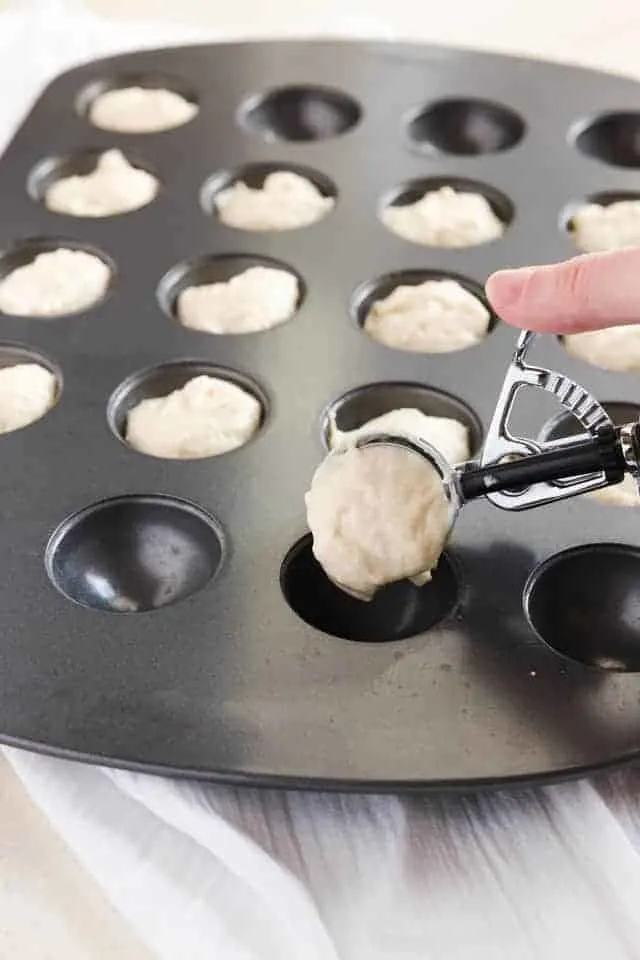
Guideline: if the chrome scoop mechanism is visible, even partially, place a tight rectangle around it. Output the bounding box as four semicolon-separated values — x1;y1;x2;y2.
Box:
354;330;640;517
466;328;636;509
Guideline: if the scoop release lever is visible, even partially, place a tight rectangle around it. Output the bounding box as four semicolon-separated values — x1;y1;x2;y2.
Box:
460;329;635;509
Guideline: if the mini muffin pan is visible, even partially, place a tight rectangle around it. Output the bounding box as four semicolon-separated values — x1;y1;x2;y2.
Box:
2;41;640;790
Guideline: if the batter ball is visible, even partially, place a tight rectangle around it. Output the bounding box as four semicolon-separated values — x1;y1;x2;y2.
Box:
125;375;261;459
45;149;158;217
214;171;334;231
363;278;491;353
89;86;197;133
0;248;110;316
305;443;451;601
177;266;299;334
0;364;57;433
382;185;505;247
564;326;640;373
571;199;640;253
588;474;640;508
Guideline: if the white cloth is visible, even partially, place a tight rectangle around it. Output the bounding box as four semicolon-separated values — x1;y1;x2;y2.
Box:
2;2;640;958
8;748;640;959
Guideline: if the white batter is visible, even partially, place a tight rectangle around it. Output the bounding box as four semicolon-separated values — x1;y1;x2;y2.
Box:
0;363;57;434
0;248;110;317
306;444;451;601
177;266;299;334
88;86;198;133
571;199;640;253
329;407;470;465
588;474;640;508
363;278;491;353
125;375;261;459
214;171;334;231
45;149;158;217
564;326;640;372
382;185;505;247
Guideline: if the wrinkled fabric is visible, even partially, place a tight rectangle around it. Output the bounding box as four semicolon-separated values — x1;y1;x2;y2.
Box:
7;748;640;960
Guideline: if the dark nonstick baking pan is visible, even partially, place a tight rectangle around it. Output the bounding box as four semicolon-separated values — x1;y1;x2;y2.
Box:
1;40;640;790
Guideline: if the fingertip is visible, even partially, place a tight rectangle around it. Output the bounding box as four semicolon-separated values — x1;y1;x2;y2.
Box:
487;250;640;334
485;268;532;320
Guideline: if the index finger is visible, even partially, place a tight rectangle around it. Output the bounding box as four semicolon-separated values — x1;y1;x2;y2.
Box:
485;248;640;334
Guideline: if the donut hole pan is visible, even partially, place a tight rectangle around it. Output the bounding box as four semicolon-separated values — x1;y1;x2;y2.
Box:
407;97;525;155
46;495;224;613
281;534;459;642
107;360;268;454
157;252;305;328
239;84;361;142
2;40;640;789
574;111;640;168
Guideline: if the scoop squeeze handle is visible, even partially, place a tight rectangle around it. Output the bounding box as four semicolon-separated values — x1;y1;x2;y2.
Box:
458;422;626;505
478;330;635;509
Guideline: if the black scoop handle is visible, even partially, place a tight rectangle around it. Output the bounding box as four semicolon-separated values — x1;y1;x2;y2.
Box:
459;424;626;501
